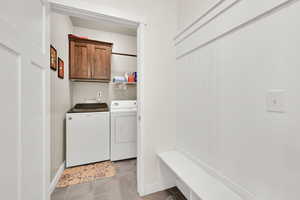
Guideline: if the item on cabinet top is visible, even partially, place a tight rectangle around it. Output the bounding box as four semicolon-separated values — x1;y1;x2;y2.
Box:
124;72;137;83
134;72;137;82
124;72;129;82
68;34;89;40
128;74;135;83
113;76;126;83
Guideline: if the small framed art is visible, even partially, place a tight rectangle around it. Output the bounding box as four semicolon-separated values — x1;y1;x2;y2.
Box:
50;45;57;70
58;57;64;79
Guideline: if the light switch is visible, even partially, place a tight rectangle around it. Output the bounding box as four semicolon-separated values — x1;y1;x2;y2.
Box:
266;90;285;113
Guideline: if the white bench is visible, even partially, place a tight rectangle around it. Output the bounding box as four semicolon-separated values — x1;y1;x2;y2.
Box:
158;151;242;200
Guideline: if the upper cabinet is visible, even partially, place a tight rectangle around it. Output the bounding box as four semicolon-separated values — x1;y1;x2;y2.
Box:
69;35;113;82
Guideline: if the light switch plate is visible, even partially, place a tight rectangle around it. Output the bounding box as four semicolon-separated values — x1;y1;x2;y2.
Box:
266;90;285;113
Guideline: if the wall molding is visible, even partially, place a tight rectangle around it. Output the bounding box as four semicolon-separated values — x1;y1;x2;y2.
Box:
48;162;65;195
0;17;47;69
174;0;226;40
177;148;255;200
176;0;300;59
175;0;241;46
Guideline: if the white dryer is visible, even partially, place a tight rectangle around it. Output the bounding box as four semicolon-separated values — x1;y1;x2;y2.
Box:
110;100;137;161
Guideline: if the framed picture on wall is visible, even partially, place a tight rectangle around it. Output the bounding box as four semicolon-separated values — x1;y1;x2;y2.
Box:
58;57;64;79
50;45;57;70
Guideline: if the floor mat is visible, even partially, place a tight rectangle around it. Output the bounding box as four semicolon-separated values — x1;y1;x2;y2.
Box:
56;161;116;188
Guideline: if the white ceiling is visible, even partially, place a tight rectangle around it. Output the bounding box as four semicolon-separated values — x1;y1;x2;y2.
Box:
70;16;137;36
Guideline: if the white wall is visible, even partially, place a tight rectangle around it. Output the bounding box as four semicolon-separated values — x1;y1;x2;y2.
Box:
71;27;137;105
49;0;178;194
1;0;50;199
176;0;300;199
74;26;137;54
50;13;73;180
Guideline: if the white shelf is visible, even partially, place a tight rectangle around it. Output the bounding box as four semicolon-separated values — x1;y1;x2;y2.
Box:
110;82;137;85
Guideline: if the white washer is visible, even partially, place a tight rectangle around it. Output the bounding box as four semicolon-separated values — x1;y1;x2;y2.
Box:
66;104;110;168
110;100;137;161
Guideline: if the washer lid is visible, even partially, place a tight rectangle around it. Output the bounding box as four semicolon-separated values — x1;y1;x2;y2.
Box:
68;103;109;113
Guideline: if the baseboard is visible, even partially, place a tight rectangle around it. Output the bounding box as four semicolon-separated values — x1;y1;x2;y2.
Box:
49;162;65;195
143;181;175;196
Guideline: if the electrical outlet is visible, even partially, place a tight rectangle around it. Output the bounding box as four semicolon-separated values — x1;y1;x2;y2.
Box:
266;90;285;113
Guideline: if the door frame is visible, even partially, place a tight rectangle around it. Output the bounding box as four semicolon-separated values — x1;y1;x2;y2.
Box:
48;0;146;196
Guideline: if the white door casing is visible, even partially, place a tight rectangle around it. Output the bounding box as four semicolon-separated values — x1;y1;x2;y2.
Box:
50;1;146;195
0;1;50;200
137;23;146;195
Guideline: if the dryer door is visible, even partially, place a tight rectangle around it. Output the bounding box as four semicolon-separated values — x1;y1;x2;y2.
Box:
111;111;137;161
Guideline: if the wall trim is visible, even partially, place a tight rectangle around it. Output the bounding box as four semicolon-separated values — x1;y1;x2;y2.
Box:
48;162;65;195
136;23;146;196
176;0;300;59
175;0;241;46
174;0;226;40
0;18;46;68
177;148;255;200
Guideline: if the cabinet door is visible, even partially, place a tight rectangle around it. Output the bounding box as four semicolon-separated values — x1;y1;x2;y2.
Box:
92;45;111;81
69;41;92;79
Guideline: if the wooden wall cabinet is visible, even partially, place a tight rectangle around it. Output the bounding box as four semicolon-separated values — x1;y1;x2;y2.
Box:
69;35;113;82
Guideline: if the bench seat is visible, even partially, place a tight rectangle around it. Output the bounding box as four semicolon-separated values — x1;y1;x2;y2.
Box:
158;151;242;200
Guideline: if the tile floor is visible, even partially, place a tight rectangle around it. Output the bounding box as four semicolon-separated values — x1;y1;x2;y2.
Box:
51;159;172;200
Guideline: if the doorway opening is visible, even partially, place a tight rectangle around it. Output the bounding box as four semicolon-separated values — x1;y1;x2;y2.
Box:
48;2;145;199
